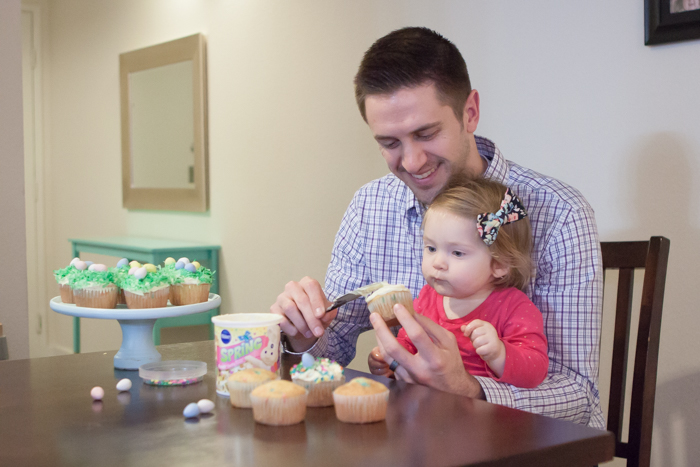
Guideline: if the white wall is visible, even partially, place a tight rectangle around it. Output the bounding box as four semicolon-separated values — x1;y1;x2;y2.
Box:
22;1;700;465
1;0;30;360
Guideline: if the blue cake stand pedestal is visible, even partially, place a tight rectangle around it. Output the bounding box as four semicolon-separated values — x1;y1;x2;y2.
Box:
50;294;221;370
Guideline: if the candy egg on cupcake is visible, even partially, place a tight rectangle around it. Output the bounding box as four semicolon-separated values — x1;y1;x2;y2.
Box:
167;257;214;305
290;353;345;407
111;258;131;305
53;257;81;304
120;263;170;308
68;261;118;309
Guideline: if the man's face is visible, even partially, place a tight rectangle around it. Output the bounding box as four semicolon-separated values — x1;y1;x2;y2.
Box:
364;83;481;204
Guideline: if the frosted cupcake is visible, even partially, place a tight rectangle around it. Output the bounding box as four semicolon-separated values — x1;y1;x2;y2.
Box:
290;354;345;407
227;368;280;408
69;262;118;309
53;257;81;304
333;377;390;424
365;284;415;327
112;258;130;305
249;380;308;426
121;264;170;308
163;257;214;305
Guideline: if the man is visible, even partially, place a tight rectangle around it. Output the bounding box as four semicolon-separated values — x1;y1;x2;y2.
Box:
270;27;604;429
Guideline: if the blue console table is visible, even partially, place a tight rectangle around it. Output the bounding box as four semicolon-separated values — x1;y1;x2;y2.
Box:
69;236;221;353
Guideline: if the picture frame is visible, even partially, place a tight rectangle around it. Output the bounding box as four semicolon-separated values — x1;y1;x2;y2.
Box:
645;0;700;45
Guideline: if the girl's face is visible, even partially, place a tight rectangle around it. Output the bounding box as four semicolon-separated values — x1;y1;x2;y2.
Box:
421;207;507;300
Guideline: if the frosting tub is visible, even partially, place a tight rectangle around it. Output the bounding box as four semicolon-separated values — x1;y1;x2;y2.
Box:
212;313;284;396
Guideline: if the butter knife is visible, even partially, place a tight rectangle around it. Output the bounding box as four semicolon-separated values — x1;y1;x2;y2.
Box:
326;281;388;312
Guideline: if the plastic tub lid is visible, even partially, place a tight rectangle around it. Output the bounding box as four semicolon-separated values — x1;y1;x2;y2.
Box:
212;313;283;327
139;360;207;382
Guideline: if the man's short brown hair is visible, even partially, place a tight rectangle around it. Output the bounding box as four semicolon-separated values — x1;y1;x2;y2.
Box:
354;27;472;122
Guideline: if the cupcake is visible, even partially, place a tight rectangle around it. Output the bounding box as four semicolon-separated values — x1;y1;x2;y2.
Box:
113;258;131;305
53;257;81;304
290;353;345;407
121;264;170;308
333;377;390;424
165;257;214;305
227;368;280;408
69;262;118;309
249;380;308;426
365;284;415;327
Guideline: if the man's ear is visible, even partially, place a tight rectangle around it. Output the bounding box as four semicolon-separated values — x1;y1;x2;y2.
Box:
491;260;509;280
462;89;480;134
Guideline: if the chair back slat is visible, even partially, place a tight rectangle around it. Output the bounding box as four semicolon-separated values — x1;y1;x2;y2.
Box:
600;236;670;467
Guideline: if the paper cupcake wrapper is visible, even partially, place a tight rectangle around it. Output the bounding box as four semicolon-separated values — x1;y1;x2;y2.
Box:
227;377;280;408
249;391;308;426
59;284;74;304
333;390;390;424
117;288;126;305
366;290;415;324
170;283;210;306
292;377;346;407
124;287;170;309
73;285;118;309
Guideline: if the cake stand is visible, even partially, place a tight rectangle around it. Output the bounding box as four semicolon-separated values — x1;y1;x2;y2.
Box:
50;294;221;370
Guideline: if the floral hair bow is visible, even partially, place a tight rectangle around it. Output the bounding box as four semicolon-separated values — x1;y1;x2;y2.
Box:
476;188;528;246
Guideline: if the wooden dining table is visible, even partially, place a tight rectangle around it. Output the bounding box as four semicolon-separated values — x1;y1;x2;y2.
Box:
0;340;614;466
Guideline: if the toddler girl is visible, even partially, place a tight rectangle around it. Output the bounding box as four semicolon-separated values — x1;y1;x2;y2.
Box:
369;178;548;388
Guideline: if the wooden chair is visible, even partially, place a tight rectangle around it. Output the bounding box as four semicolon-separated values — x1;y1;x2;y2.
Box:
600;236;670;467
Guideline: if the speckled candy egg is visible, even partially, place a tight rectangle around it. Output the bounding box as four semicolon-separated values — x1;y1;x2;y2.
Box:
116;258;129;268
164;257;176;266
183;402;200;418
90;386;104;400
191;261;201;270
128;267;138;275
197;399;215;414
88;263;108;272
301;353;315;369
84;261;94;267
144;263;157;273
134;267;147;280
129;261;142;269
74;261;88;271
175;261;185;270
69;257;80;266
177;257;190;264
184;263;196;273
116;378;132;392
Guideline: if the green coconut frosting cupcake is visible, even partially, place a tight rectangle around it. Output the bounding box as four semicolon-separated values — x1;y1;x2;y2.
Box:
121;266;171;308
167;257;214;305
53;260;80;304
68;262;118;309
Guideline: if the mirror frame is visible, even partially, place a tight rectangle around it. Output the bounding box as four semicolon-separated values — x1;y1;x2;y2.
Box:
120;33;208;212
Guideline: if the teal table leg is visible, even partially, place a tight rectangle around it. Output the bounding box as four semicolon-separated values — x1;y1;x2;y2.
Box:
210;249;219;340
72;243;81;354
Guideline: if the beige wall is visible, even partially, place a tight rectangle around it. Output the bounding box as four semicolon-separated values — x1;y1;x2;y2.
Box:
13;1;700;465
0;0;29;360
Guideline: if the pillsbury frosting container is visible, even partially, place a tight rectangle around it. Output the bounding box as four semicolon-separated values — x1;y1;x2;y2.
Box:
212;313;284;396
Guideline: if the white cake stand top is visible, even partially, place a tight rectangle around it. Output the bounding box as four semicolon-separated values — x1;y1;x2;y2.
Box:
49;294;221;320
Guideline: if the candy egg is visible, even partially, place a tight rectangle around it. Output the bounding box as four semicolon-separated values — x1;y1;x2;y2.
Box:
301;353;315;369
177;257;190;264
116;258;129;268
70;257;80;266
74;261;88;271
175;261;185;270
116;378;132;392
184;263;196;273
191;261;201;270
90;386;104;400
89;263;107;272
84;261;94;267
164;257;176;265
128;267;138;275
197;399;215;414
144;263;157;273
134;267;147;280
129;261;142;269
183;402;200;418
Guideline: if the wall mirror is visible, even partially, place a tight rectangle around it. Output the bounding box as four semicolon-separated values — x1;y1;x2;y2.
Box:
120;33;208;212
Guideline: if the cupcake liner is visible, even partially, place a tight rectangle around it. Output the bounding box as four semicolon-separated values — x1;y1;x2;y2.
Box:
227;377;280;409
73;285;118;309
366;290;415;326
333;390;390;424
170;283;210;306
117;288;126;305
124;287;170;309
59;284;74;304
249;391;308;426
292;377;346;407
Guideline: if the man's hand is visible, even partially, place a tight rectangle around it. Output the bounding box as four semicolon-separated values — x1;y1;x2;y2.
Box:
270;277;336;352
370;304;485;399
462;319;506;378
368;346;394;378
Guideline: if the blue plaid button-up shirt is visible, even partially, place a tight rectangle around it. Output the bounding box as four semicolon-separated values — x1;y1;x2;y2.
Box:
309;136;604;429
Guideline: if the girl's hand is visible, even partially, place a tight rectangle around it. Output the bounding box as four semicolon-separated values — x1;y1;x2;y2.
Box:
368;346;394;378
462;320;506;376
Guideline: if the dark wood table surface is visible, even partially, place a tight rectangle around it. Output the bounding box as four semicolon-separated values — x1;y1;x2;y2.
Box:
0;341;613;466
